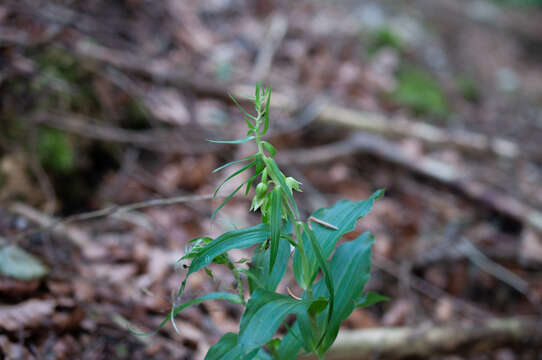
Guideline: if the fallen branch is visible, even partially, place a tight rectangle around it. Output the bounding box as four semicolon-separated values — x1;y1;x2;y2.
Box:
303;317;542;359
31;112;214;154
316;105;520;160
277;132;542;234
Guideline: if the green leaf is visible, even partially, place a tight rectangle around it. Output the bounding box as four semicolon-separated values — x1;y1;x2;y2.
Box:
0;245;48;280
260;88;271;136
308;297;328;316
245;172;261;196
229;93;257;121
206;333;239;360
214;160;257;198
261;141;276;156
211;181;246;221
247;235;291;293
137;292;241;336
238;289;313;353
302;223;334;328
293;189;383;289
213;155;256;173
275;322;303;360
317;232;374;352
187;224;269;276
264;157;299;218
208;136;255;144
269;187;282;271
356;291;389;308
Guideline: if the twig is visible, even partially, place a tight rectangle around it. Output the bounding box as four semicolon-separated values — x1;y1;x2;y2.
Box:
250;13;288;82
277;132;542;234
10;194;215;245
457;237;529;295
373;254;492;319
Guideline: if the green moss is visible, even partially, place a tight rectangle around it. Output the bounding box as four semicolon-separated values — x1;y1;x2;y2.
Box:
391;65;449;117
367;27;404;56
455;75;480;103
37;128;75;173
31;47;100;113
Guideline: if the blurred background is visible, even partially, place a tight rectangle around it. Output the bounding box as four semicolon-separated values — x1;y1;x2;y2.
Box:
1;0;542;358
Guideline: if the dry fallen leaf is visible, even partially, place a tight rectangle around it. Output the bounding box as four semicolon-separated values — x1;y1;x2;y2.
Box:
0;299;56;331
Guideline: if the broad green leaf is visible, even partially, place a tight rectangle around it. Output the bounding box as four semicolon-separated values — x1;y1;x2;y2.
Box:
238;289;313;353
318;232;374;352
293;189;383;289
269;187;282;271
188;224;269;275
137;292;241;336
206;332;239;360
356;291;389;307
213;155;256;173
208;136;255;144
308;297;328;316
247;236;291;293
205;333;261;360
214;160;257;198
0;245;48;280
253;349;274;360
276;322;303;360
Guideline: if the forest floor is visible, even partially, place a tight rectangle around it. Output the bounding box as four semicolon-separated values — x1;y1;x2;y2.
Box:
1;0;542;359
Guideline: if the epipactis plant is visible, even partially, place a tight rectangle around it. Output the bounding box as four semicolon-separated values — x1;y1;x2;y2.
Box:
153;84;386;359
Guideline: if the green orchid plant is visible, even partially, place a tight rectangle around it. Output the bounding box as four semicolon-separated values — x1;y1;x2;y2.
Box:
151;83;386;359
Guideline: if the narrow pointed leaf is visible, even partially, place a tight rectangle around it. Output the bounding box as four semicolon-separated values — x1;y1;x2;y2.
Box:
208;136;255;144
269;187;282;271
260;89;271;135
264;157;299;218
302;223;334;328
245;172;260;196
213;155;256;173
214;160;257;198
229;93;257;121
187;224;269;275
211;181;246;221
136;292;241;336
356;291;389;308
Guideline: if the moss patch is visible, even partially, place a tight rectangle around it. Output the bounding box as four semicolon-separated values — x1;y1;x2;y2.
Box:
391;65;448;117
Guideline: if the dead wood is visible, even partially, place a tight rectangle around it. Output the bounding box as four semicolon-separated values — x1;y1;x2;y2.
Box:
300;317;542;360
31;112;215;154
316;105;520;160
